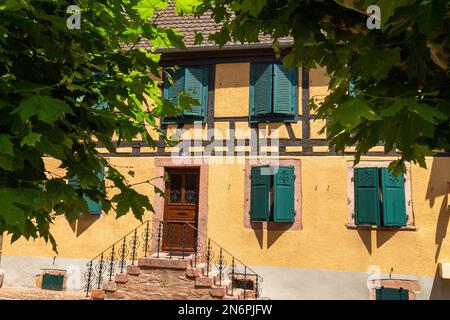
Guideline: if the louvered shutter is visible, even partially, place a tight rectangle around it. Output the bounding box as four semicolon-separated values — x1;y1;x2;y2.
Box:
164;67;184;106
354;168;381;225
250;166;270;221
273;166;295;222
250;63;273;115
273;63;297;115
380;168;407;227
183;66;208;117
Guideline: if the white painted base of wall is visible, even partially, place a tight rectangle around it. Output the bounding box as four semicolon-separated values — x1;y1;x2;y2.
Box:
1;256;450;299
248;265;450;300
0;256;90;289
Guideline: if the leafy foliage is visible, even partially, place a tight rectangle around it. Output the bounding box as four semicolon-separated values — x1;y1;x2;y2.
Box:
0;0;199;250
197;0;450;174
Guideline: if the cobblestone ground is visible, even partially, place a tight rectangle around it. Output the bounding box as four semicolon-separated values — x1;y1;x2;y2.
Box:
0;287;87;300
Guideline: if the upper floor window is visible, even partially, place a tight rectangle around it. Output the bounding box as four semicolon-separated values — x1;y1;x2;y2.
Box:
249;63;298;123
163;65;209;124
354;167;407;227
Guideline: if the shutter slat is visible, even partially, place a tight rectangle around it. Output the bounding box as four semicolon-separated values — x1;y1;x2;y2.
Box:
183;66;208;117
380;168;407;226
273;166;295;222
273;64;296;115
250;166;270;221
164;68;184;107
355;167;380;225
251;63;273;115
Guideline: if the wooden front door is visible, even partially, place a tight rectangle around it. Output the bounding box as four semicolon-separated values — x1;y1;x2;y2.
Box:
162;169;199;252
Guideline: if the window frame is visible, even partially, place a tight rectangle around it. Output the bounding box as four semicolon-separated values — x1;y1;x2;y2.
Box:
244;159;302;231
249;62;299;123
67;165;105;215
346;161;415;230
161;65;210;125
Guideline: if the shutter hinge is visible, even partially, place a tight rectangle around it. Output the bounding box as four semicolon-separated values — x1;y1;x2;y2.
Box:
408;200;411;207
351;177;354;182
347;197;351;205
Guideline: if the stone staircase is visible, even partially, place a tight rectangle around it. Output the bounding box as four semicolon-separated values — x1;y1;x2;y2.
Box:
91;253;257;300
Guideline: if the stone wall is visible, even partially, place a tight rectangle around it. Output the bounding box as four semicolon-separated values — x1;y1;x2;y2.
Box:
93;255;255;300
107;267;218;300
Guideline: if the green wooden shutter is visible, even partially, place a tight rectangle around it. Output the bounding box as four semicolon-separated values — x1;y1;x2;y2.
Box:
85;165;104;215
183;66;208;117
376;287;409;300
68;176;80;189
273;64;297;115
273;166;295;222
250;63;273;115
163;67;185;106
68;166;104;215
354;168;381;225
380;168;407;227
250;166;270;221
349;80;356;97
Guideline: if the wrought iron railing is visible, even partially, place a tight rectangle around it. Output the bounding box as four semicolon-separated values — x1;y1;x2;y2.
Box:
84;219;264;299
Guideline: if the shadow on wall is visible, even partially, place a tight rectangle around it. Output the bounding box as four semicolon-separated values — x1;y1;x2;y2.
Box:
430;267;450;299
425;158;450;263
67;215;101;237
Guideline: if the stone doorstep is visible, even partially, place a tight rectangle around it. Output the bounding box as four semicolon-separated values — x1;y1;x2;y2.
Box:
138;257;191;270
115;273;129;284
102;281;117;292
91;288;105;300
186;266;203;278
127;265;141;276
210;286;227;298
195;276;214;288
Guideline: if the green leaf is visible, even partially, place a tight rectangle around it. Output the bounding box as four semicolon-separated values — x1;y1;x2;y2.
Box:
112;189;154;220
413;0;446;36
20;132;42;147
333;98;380;129
0;134;14;156
240;0;267;16
351;48;401;81
0;189;31;232
174;0;202;14
133;0;168;19
12;95;74;124
382;99;447;123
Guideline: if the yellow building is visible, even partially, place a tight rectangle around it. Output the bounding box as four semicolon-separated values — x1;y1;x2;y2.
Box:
1;8;450;300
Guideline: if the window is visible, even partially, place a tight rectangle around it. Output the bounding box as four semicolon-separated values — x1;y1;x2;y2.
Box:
376;287;409;300
250;166;295;222
163;66;209;124
354;167;407;227
249;63;298;123
68;165;105;215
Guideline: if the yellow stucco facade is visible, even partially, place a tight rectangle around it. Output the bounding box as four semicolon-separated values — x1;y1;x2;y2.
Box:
3;156;449;279
1;61;449;297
